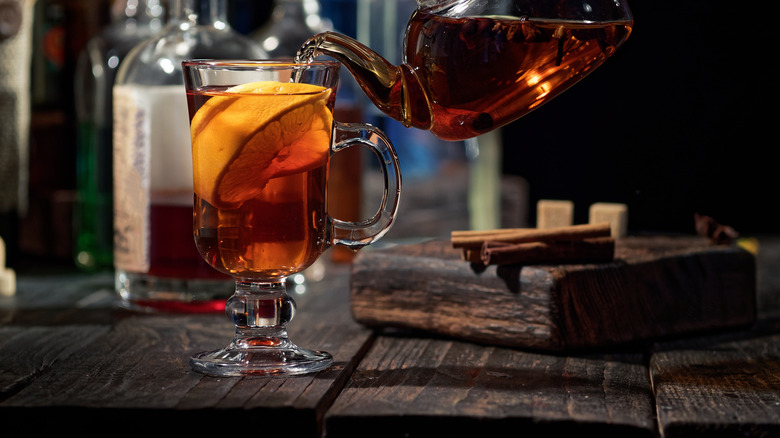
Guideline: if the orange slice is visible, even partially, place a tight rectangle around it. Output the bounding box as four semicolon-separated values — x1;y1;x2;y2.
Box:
190;81;332;209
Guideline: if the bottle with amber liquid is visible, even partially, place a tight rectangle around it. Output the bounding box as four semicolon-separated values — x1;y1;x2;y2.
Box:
73;0;164;271
112;0;267;312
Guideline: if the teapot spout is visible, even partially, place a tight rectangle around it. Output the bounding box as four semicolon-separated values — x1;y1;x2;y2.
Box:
297;32;431;131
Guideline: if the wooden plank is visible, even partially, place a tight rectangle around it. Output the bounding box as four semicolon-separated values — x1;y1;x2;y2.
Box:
0;325;111;397
325;333;656;437
0;272;117;398
650;332;780;437
0;266;373;437
756;235;780;320
350;236;756;351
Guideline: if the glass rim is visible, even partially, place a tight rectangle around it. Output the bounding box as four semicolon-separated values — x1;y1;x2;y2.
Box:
181;58;340;69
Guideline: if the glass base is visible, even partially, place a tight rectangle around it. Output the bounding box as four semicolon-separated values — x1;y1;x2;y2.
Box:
189;280;333;377
190;344;333;377
115;269;235;313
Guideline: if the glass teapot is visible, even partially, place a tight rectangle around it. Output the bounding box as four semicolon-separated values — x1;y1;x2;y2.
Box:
297;0;633;141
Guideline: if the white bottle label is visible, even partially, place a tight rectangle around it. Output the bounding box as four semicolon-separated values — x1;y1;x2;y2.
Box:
112;84;193;272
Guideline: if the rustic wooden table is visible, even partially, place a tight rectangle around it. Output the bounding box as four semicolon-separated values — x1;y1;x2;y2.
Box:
2;236;780;437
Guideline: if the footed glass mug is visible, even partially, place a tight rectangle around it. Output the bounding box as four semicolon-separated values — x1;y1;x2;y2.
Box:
297;0;634;141
182;60;401;376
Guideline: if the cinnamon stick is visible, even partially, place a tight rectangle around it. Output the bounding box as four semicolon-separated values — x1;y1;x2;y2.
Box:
451;228;529;238
451;222;612;249
461;248;483;264
481;236;615;266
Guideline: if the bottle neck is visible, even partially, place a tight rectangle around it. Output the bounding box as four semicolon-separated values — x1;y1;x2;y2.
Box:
169;0;229;27
110;0;165;34
274;0;325;31
274;1;305;21
111;0;164;24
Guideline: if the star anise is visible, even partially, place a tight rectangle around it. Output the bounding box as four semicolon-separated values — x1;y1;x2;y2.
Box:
694;213;739;245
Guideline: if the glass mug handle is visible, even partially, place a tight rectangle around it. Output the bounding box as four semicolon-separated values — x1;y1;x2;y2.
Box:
328;121;401;249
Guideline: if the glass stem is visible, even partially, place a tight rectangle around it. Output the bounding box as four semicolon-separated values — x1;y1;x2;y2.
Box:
190;277;332;376
226;280;297;348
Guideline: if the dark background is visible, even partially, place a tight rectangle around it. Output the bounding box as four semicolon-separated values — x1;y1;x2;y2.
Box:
501;0;778;235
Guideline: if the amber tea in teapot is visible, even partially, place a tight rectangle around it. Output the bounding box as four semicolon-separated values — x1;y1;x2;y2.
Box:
405;12;632;140
297;0;633;141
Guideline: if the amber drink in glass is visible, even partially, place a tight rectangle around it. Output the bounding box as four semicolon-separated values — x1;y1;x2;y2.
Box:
183;60;401;376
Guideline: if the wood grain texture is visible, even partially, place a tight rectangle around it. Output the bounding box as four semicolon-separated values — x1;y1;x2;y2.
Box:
325;334;656;437
0;266;373;437
350;236;757;351
650;332;780;437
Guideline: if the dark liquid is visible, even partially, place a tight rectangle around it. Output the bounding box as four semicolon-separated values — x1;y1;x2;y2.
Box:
148;203;230;280
404;13;632;140
74;121;114;270
187;86;332;279
114;202;232;314
194;166;328;280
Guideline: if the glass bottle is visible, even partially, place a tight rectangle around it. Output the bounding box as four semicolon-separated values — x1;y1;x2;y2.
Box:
112;0;267;312
73;0;165;271
0;0;36;266
252;0;331;57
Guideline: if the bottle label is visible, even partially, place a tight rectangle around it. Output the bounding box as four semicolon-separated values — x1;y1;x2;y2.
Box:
113;84;193;273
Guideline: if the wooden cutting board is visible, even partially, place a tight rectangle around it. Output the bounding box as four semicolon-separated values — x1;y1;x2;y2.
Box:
349;236;757;351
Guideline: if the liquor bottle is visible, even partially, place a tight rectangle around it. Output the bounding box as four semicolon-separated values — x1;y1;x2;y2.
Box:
112;0;267;312
29;0;64;109
73;0;165;271
0;0;35;265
